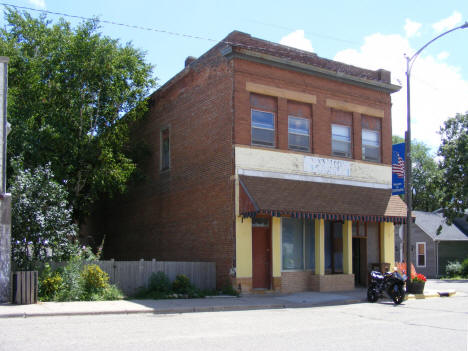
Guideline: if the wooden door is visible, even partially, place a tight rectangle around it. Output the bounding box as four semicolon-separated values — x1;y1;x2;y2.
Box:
252;226;271;289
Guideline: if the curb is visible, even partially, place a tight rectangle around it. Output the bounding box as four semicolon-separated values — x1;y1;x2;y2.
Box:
0;304;287;319
0;291;455;319
405;290;456;300
0;299;364;319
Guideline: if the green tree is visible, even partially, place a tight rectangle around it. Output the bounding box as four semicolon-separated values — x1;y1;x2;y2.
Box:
10;161;78;270
392;136;443;212
438;113;468;223
0;9;155;222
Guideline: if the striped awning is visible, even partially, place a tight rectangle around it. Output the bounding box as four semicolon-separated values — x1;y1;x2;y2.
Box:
239;175;409;224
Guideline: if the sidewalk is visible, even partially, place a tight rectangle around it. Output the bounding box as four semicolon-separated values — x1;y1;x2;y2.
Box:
0;280;460;319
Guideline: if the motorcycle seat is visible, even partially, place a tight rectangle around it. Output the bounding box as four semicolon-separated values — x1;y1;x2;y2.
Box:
370;271;384;279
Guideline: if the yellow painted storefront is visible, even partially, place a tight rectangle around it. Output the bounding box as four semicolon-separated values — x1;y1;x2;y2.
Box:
234;216;396;293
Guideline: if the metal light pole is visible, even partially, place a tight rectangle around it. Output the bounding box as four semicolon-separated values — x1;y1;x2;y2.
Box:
405;22;468;278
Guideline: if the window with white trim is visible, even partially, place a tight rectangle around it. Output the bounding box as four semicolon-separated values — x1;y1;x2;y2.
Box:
416;242;426;267
288;116;310;152
251;109;275;147
331;124;351;158
362;129;381;162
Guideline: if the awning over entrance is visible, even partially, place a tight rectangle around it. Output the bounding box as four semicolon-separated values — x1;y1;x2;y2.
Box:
239;175;408;224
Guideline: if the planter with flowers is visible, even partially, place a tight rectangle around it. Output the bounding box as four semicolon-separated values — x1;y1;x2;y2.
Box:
407;273;426;294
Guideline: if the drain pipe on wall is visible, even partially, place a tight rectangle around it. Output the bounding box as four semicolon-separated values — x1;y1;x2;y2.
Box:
0;56;11;303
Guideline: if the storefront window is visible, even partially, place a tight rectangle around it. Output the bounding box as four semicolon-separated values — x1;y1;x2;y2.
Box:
282;218;315;270
304;220;315;270
282;218;303;270
325;221;343;274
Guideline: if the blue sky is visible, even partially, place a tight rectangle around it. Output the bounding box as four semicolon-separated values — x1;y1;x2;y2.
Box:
2;0;468;152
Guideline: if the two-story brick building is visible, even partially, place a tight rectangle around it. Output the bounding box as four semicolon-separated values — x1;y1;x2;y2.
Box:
93;31;407;293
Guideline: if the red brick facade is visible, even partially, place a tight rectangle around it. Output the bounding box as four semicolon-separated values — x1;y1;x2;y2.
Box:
91;31;399;289
233;58;393;164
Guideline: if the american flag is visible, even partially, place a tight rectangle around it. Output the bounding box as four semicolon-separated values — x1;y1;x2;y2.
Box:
392;155;405;178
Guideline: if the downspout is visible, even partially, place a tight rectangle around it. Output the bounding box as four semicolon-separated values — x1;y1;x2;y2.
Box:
1;57;8;194
435;240;439;278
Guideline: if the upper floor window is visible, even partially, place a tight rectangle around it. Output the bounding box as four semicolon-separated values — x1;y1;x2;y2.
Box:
362;129;381;162
251;109;275;147
288;116;310;152
160;128;170;171
331;124;351;158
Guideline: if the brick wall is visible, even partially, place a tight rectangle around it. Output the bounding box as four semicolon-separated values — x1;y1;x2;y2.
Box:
95;43;236;288
232;58;393;165
309;274;355;292
89;32;395;292
281;271;312;293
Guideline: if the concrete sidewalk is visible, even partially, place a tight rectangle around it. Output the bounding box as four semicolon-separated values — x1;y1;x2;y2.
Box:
0;289;367;318
0;281;460;319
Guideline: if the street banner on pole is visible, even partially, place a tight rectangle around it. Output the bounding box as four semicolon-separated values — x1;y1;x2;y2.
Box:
392;143;405;195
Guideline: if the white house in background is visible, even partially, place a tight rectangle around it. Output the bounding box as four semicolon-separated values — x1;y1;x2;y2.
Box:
395;210;468;278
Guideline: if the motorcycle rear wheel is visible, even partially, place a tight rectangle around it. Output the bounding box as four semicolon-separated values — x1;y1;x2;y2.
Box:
367;287;379;303
390;284;405;305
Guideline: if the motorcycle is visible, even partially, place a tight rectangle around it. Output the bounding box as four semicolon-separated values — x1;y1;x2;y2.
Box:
367;270;406;305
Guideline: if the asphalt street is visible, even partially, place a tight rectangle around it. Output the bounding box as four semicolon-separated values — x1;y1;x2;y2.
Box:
0;290;467;351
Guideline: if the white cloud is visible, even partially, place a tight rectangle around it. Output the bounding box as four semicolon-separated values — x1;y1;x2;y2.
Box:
404;19;422;38
334;32;468;152
437;51;450;60
433;11;462;33
280;30;314;52
28;0;46;9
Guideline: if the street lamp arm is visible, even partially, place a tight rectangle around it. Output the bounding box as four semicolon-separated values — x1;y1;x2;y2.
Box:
407;22;468;74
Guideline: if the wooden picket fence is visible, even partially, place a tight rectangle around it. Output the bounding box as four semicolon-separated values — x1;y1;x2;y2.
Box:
80;260;216;296
12;271;38;304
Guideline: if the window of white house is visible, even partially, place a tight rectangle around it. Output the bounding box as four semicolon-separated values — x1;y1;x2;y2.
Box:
416;242;426;267
362;129;381;162
288;116;310;152
282;218;315;270
160;128;170;171
251;109;275;147
331;124;351;158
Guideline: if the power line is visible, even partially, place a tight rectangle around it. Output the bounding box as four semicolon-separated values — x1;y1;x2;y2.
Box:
1;1;396;85
0;2;359;64
0;2;220;43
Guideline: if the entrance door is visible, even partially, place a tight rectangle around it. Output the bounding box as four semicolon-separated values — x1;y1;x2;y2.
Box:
252;226;271;289
352;238;368;286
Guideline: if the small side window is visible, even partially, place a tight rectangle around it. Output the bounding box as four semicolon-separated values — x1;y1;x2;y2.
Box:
160;128;170;171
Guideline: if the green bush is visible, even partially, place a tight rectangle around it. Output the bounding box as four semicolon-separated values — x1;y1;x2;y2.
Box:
461;258;468;277
172;274;193;294
56;256;83;301
134;273;204;299
445;261;462;277
221;283;240;297
81;264;110;293
39;256;124;302
39;263;63;301
101;284;124;300
148;271;172;293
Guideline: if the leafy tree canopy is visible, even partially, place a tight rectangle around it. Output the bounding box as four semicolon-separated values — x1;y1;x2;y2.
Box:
1;9;156;221
10;160;78;270
438;113;468;223
392;135;443;212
